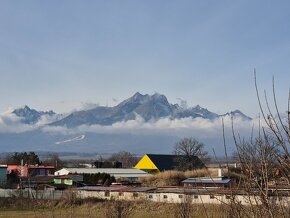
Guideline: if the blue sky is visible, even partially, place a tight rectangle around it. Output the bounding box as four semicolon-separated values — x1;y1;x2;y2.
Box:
0;1;289;117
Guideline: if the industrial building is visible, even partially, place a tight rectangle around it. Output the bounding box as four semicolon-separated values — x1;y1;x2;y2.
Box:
54;168;149;180
134;154;180;173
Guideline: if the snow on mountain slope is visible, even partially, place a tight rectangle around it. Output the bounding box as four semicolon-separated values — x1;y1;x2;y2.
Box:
219;110;252;120
49;92;252;127
12;105;56;124
55;134;85;144
1;93;252;129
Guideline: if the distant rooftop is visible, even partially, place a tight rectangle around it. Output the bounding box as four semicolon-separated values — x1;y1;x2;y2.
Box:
55;168;149;178
182;178;231;185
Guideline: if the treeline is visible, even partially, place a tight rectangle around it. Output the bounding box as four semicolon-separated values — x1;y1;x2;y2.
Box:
1;152;64;169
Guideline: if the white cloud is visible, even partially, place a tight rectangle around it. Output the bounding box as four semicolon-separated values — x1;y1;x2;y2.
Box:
41;115;264;143
176;98;188;109
0;109;273;155
0;111;35;133
41;125;75;135
0;105;268;144
35;114;63;126
0;108;60;133
80;102;100;110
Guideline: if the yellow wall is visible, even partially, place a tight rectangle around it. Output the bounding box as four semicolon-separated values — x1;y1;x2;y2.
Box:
134;154;159;173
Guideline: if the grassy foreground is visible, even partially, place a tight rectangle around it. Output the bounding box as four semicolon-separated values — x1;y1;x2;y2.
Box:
0;197;233;218
1;197;288;218
0;205;229;218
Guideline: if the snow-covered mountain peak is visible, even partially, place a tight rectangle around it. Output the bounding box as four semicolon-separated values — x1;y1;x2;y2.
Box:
8;93;252;127
12;106;56;124
152;93;169;103
132;92;143;100
219;110;252;120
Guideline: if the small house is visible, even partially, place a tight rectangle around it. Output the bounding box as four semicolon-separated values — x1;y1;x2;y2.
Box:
7;165;55;177
54;175;83;186
0;165;7;187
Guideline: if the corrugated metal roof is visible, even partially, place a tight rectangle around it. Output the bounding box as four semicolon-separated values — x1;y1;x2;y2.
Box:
77;186;156;192
121;187;157;192
145;154;203;171
77;186;218;194
156;187;216;194
146;154;177;171
182;178;231;184
77;186;125;191
57;168;149;178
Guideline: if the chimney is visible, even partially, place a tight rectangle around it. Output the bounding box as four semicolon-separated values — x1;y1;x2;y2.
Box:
20;159;24;177
218;168;223;177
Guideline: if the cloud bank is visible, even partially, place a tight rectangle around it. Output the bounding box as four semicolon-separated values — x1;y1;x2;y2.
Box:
41;114;262;142
1;109;275;154
0;107;267;145
0;108;35;133
0;108;59;133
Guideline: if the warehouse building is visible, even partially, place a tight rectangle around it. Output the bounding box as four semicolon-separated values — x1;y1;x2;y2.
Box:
54;168;149;180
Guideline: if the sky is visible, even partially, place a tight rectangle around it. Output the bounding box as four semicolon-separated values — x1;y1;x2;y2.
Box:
0;1;289;117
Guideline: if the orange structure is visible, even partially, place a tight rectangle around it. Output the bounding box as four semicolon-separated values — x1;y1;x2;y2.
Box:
7;165;55;177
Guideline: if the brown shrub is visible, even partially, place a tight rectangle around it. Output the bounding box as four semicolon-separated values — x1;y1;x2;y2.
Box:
104;200;135;218
139;168;217;186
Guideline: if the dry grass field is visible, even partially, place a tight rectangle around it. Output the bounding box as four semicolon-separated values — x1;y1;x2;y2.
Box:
0;196;288;218
0;205;230;218
0;197;234;218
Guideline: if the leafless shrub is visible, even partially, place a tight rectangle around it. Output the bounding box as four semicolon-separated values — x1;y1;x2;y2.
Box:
225;72;290;218
173;137;208;170
173;193;193;218
104;200;135;218
184;168;217;178
107;151;138;168
63;189;77;206
139;169;216;186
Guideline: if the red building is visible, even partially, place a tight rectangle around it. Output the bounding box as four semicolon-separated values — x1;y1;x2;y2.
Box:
7;165;55;177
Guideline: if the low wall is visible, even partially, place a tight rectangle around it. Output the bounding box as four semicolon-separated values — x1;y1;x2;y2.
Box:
0;188;289;206
76;190;290;206
0;189;65;200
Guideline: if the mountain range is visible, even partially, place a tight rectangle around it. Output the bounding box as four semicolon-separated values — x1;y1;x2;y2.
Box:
10;92;251;127
0;92;254;154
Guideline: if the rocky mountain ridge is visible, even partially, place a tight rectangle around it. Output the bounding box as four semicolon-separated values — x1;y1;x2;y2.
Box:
11;92;252;127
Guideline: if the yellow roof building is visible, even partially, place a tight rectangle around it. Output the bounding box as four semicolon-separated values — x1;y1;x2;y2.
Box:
134;154;178;173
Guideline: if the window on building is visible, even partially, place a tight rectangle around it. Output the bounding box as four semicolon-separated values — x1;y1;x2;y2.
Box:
194;195;198;199
210;195;214;199
133;193;138;197
119;192;124;196
163;195;168;199
105;191;110;197
149;195;153;199
178;195;183;198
